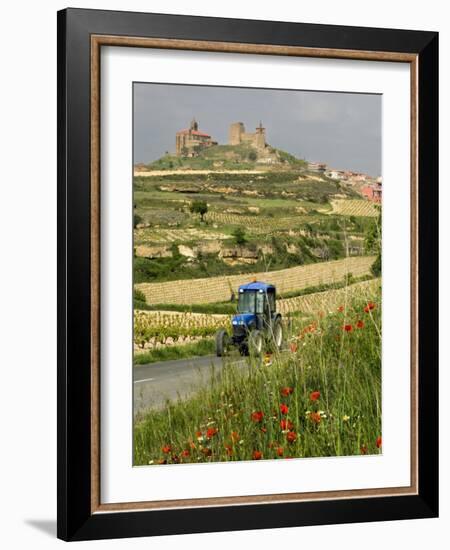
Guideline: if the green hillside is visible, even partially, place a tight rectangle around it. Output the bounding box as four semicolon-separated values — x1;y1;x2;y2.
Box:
144;143;307;171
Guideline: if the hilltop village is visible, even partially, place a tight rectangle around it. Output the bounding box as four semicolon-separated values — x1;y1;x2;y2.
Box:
136;118;382;203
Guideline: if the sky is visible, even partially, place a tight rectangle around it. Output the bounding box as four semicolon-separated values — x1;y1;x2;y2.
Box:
134;83;381;177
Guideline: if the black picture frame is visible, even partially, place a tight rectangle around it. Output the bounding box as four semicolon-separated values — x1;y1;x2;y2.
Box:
57;7;438;541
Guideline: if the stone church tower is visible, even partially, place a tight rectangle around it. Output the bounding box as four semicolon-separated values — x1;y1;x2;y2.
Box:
254;121;266;151
175;118;216;156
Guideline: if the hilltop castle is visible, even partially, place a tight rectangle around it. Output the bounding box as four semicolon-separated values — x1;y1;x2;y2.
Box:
175;119;267;157
228;121;266;151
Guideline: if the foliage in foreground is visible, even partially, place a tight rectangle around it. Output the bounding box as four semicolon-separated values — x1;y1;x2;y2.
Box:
134;284;382;465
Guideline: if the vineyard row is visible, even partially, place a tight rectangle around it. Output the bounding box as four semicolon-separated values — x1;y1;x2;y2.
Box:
136;255;376;305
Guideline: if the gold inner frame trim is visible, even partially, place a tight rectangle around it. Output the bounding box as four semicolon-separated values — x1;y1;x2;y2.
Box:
90;34;419;514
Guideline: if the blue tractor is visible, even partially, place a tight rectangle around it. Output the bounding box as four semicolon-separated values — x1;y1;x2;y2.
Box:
215;281;283;356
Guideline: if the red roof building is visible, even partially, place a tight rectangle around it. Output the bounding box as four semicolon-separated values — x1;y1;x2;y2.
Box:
360;183;382;203
175;119;217;156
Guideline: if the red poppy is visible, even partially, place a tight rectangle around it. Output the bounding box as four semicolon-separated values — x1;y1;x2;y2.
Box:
158;459;167;465
286;431;297;443
356;320;365;329
260;427;267;433
161;445;172;454
251;410;264;423
290;342;298;353
225;445;233;456
181;449;190;457
171;455;180;463
280;387;294;397
364;301;376;313
310;390;321;402
252;450;263;460
280;403;289;415
376;436;382;449
276;446;284;456
280;419;294;431
201;447;212;457
338;305;344;312
309;412;321;424
195;430;202;438
343;324;353;332
360;445;368;455
206;427;218;439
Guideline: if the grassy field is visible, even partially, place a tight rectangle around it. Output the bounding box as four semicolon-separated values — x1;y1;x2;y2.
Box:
134;280;382;464
134;339;215;365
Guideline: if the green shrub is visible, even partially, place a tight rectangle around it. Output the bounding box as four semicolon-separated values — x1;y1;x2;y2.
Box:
134;288;146;303
371;253;381;276
232;227;247;245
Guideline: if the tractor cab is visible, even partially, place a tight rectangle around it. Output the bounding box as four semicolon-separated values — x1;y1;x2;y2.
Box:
215;281;283;357
234;282;276;332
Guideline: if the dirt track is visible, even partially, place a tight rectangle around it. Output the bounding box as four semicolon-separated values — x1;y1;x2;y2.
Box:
134;169;265;177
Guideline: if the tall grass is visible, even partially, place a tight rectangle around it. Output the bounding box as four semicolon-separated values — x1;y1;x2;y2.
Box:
134;282;381;465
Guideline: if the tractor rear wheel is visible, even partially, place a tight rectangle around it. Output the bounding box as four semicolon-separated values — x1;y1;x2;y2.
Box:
215;329;230;357
249;330;263;356
272;318;283;350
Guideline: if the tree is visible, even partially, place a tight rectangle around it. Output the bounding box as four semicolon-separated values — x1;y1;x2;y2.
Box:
190;200;208;222
233;227;247;245
248;150;257;161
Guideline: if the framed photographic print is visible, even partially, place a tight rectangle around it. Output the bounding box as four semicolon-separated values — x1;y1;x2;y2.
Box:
57;8;438;541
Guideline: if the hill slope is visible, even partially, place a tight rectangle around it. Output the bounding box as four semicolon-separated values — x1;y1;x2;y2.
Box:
144;143;307;171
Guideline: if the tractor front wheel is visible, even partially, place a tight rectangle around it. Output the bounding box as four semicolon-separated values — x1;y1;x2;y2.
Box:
249;330;263;356
215;329;230;357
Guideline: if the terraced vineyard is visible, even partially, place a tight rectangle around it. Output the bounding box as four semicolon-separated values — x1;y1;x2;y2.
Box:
278;278;380;315
329;199;379;217
135;227;231;245
134;310;230;349
204;211;314;233
136;255;376;305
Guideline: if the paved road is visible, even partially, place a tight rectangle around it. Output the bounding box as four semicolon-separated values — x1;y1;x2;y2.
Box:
133;354;248;415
